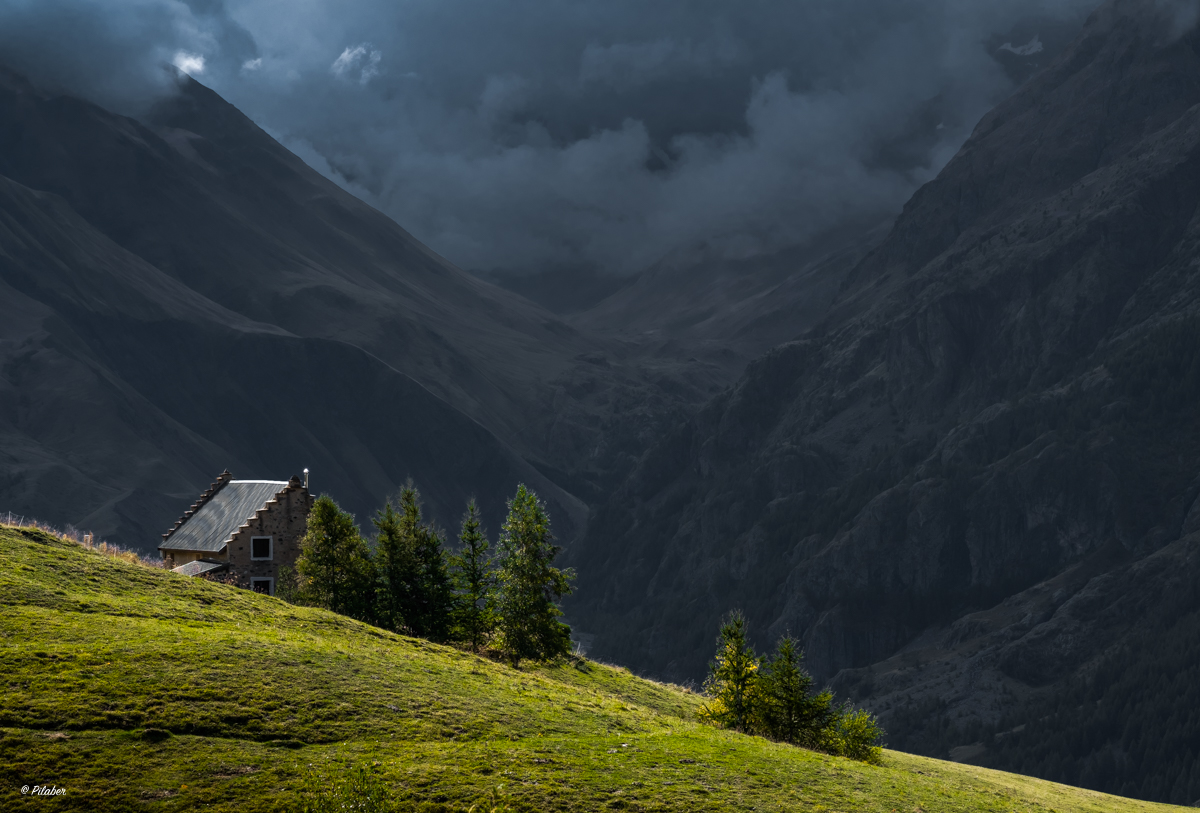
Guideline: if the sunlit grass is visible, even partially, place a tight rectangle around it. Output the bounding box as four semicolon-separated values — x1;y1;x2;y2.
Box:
0;524;1187;812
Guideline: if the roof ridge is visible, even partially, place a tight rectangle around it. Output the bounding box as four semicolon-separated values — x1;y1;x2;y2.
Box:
161;470;233;542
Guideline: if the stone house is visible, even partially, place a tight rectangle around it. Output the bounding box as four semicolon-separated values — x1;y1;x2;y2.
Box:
159;470;313;596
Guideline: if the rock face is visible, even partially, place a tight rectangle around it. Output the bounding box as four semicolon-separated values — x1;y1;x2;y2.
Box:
567;1;1200;802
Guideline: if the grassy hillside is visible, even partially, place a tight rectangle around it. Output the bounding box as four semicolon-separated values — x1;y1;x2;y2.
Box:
0;525;1186;812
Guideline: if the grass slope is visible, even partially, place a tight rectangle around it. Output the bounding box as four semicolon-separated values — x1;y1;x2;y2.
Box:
0;525;1186;812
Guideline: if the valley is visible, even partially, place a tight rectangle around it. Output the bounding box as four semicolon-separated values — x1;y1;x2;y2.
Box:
3;0;1200;806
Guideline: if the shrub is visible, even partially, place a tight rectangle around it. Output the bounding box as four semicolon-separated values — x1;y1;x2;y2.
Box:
824;708;885;765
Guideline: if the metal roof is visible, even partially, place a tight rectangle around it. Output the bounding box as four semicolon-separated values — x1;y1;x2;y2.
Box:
160;480;287;553
172;560;229;577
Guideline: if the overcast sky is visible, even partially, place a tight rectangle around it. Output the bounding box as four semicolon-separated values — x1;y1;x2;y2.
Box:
0;0;1103;276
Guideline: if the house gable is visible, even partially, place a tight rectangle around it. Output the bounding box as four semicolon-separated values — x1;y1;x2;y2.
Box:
224;480;312;594
160;472;312;594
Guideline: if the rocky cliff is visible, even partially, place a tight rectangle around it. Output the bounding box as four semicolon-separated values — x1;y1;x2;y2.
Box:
567;1;1200;802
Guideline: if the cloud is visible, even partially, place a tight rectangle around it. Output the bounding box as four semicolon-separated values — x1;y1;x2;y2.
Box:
0;0;1103;276
998;35;1044;55
0;0;257;114
579;36;739;88
331;43;381;85
173;51;206;75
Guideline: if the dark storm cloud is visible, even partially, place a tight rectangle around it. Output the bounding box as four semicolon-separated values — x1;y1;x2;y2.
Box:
0;0;1107;275
0;0;257;113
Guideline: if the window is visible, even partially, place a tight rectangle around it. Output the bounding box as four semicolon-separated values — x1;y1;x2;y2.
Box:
250;578;274;596
250;536;272;560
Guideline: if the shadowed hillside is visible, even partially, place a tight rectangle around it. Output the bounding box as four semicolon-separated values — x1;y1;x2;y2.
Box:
0;67;722;547
566;1;1200;803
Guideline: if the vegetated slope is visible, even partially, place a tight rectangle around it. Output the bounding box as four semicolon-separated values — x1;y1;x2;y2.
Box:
567;0;1200;803
0;525;1184;813
0;66;717;547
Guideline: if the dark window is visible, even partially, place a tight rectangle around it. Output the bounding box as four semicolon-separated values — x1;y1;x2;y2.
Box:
251;536;272;560
251;579;272;595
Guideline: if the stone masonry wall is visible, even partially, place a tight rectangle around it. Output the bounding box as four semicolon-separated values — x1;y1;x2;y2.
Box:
164;550;206;569
226;481;313;594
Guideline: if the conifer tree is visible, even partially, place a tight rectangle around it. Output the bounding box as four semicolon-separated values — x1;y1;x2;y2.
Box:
493;484;574;666
700;610;761;733
373;484;453;641
295;495;375;622
411;505;453;642
449;500;495;652
372;499;418;633
759;636;836;746
697;613;885;763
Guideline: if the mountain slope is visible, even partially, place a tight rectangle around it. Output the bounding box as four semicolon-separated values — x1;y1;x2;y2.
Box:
0;66;575;443
567;0;1200;803
573;223;886;371
0;166;580;547
0;66;719;546
0;523;1184;813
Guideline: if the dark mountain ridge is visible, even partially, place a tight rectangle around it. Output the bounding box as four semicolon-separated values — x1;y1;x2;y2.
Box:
567;0;1200;802
0;66;722;546
0;153;575;546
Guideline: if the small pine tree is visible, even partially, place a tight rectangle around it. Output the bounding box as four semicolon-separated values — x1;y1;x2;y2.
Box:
374;484;453;641
372;499;418;633
295;495;375;622
449;500;495;652
759;636;836;747
493;484;574;666
700;610;762;733
412;511;453;643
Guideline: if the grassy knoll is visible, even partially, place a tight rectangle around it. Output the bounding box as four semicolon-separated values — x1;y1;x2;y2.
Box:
0;525;1187;812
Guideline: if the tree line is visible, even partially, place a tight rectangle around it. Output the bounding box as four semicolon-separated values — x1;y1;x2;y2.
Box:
700;611;884;763
278;483;574;666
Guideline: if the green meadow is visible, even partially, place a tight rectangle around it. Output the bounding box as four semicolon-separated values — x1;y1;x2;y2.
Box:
0;524;1185;812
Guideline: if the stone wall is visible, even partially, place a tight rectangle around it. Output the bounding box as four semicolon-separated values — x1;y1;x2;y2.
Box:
163;550;206;568
226;480;313;594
